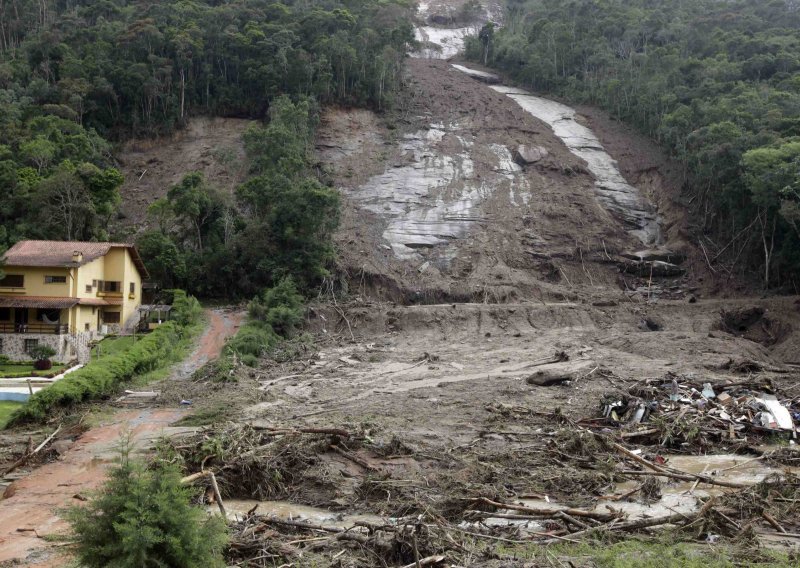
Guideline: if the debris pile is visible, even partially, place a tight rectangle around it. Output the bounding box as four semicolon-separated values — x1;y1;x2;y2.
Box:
589;375;798;448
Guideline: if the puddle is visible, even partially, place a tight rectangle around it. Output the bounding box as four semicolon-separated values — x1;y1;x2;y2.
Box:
220;499;385;527
488;85;661;245
516;454;796;523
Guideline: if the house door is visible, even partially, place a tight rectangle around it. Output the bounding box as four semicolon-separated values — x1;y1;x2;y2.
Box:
14;308;28;325
14;308;28;331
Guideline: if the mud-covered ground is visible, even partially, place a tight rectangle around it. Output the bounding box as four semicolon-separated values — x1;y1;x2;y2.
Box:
1;0;799;566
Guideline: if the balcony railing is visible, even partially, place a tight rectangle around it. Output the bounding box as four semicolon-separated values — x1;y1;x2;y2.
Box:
0;322;69;334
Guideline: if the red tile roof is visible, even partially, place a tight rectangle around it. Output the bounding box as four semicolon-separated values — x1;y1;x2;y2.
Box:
0;296;80;309
2;240;149;279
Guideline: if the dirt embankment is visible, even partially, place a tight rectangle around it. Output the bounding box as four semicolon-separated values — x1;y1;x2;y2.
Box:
115;117;254;233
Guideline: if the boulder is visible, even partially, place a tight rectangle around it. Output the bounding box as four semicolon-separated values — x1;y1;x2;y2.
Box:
514;145;549;166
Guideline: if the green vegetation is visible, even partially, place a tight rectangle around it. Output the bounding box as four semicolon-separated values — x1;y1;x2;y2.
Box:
65;443;227;568
0;0;414;299
471;0;800;287
499;537;794;567
0;363;66;378
9;291;203;424
138;96;341;298
0;401;22;428
90;335;136;359
226;276;306;366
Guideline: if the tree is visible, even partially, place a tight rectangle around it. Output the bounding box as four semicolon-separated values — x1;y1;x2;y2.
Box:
38;164;95;240
65;443;227;568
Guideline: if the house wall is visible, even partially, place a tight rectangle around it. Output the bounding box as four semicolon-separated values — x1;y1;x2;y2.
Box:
0;333;73;363
120;248;143;329
75;257;106;301
0;266;71;296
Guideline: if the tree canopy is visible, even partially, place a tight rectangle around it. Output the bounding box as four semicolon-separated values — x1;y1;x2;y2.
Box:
468;0;800;287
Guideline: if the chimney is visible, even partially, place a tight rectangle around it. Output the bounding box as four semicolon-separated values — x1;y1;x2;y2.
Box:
72;250;83;264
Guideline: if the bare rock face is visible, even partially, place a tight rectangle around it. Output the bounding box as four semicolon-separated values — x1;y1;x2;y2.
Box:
514;145;549;166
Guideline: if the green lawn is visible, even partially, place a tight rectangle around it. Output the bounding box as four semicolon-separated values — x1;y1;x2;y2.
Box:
0;364;67;378
0;401;23;428
90;335;137;359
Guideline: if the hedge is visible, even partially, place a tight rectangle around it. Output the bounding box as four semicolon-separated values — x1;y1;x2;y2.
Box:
10;322;185;424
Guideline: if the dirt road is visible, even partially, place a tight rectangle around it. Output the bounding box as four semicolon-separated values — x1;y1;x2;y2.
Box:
0;308;242;566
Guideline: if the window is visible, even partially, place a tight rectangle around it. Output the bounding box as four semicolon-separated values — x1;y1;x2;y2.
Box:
44;275;67;284
129;282;136;295
0;308;9;321
86;285;93;293
103;311;121;324
98;281;122;293
24;338;39;354
92;279;97;287
0;274;24;288
84;323;90;331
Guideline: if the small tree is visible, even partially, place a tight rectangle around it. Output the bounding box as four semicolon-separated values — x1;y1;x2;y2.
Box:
65;443;228;568
29;345;56;370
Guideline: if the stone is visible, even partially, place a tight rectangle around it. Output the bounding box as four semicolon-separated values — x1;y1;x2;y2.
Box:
514;145;549;166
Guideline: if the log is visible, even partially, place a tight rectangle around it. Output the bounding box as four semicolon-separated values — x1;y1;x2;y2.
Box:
474;497;620;522
3;425;62;476
330;444;381;472
180;470;226;517
259;517;343;534
399;556;446;568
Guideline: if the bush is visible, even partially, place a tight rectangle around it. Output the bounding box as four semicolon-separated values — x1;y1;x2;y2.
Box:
12;321;183;423
172;289;203;327
248;276;304;337
65;444;227;567
29;344;56;362
225;323;278;364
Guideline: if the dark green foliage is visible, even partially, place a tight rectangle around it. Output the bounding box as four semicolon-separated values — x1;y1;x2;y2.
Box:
171;290;204;327
227;277;304;365
65;444;227;568
138;97;340;298
2;0;413;294
249;276;304;336
28;344;56;362
472;0;800;287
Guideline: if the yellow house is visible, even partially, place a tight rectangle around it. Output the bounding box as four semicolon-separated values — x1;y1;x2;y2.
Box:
0;241;149;363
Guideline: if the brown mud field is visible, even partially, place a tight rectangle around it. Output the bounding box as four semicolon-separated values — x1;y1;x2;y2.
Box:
1;1;800;566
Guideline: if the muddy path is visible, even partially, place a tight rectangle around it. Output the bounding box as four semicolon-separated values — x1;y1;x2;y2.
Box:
0;308;243;566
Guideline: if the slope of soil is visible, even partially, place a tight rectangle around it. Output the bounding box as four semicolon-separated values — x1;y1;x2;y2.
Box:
115;117;254;231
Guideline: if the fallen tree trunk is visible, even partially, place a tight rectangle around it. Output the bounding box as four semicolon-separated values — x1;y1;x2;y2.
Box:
473;497;620;522
180;470;226;517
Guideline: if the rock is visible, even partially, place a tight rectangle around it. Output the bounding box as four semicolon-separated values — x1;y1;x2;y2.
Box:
51;439;74;456
619;260;685;277
514;145;549;166
622;249;686;264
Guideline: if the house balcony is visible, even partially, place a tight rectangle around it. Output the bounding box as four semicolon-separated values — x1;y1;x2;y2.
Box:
0;322;69;334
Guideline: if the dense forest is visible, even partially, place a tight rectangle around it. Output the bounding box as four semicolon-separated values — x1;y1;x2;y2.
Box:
0;0;414;295
468;0;800;288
